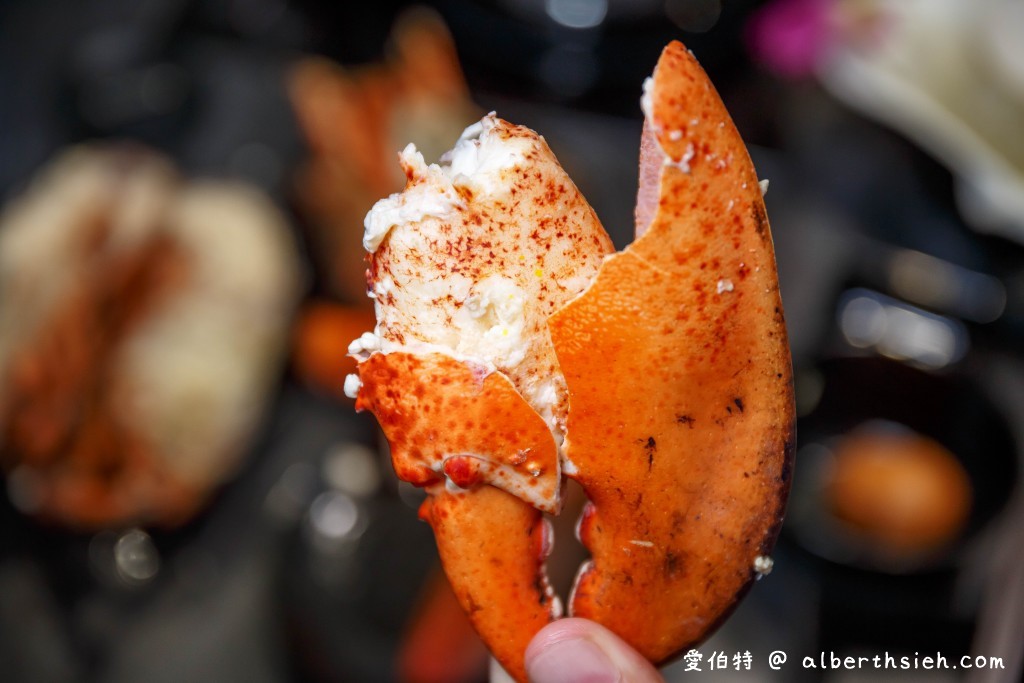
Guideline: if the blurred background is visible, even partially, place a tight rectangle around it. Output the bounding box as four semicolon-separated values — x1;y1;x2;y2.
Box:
1;0;1023;681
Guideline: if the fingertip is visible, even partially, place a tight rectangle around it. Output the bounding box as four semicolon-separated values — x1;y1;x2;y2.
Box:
524;619;663;683
525;618;600;661
525;621;619;683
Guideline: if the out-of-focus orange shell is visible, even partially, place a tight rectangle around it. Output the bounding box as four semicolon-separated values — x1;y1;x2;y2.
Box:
292;301;376;400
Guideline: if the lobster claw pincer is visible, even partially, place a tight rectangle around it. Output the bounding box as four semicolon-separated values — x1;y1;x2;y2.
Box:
350;41;794;682
355;354;563;682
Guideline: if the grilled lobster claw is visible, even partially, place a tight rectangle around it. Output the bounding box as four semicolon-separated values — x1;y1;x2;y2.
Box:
351;41;794;682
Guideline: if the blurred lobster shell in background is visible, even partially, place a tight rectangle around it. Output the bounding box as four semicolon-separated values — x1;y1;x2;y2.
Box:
0;145;303;529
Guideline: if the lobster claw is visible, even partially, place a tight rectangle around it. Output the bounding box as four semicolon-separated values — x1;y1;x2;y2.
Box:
421;488;555;682
552;41;795;663
356;345;562;683
353;41;794;682
356;352;561;512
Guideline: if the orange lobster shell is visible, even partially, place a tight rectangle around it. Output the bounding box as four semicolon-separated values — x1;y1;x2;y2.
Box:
354;41;794;680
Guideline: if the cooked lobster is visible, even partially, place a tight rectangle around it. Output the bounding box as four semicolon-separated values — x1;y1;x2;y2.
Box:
349;41;794;681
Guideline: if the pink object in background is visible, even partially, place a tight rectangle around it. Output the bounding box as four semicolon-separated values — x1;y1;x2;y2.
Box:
746;0;834;78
